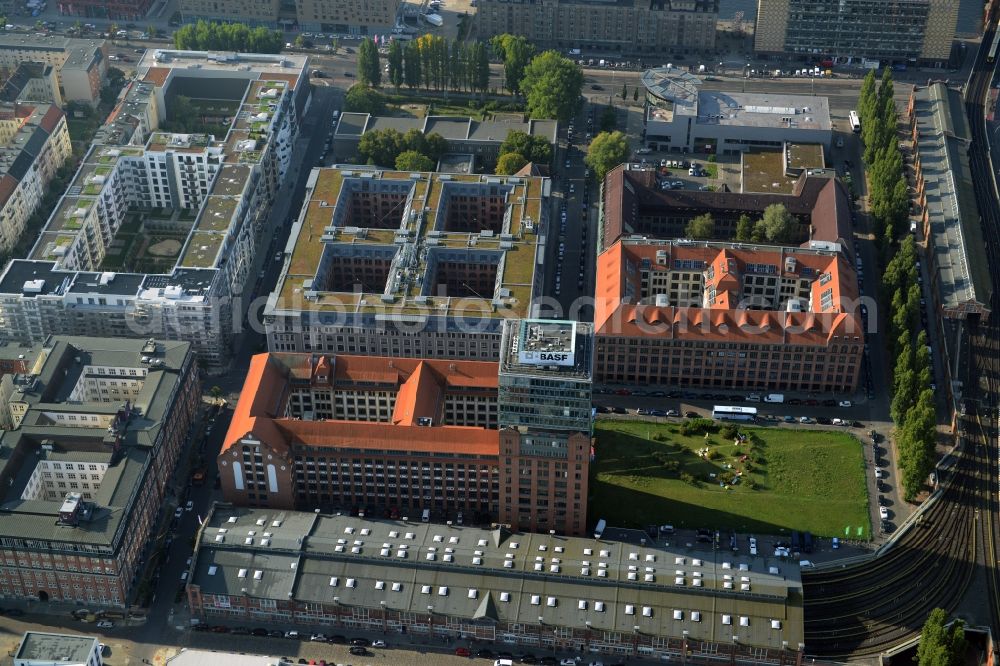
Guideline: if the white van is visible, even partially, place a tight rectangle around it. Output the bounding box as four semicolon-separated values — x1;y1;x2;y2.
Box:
421;508;430;522
746;394;762;402
494;660;515;666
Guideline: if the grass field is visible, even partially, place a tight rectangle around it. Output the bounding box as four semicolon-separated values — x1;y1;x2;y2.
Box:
590;419;869;538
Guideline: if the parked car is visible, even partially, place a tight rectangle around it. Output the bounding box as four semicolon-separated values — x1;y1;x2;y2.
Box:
96;621;114;628
838;400;853;408
748;537;757;555
454;647;471;657
349;647;368;656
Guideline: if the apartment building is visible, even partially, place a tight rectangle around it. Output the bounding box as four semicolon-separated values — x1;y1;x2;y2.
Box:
186;505;805;663
0;35;107;106
477;0;718;55
179;0;402;33
754;0;958;66
0;103;72;254
640;66;833;155
222;319;592;535
265;167;550;362
0;62;64;107
0;336;199;607
0;50;310;370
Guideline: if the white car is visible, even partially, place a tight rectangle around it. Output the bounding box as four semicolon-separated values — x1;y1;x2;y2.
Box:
372;639;387;647
184;500;194;511
748;537;757;555
174;507;183;518
96;620;114;628
874;468;884;479
774;547;790;557
838;400;852;408
561;660;578;666
879;506;889;520
636;147;651;154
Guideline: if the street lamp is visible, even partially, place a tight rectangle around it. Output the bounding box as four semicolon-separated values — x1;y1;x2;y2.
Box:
681;629;690;666
333;596;340;626
632;625;641;656
380;600;387;632
427;605;434;637
731;635;739;666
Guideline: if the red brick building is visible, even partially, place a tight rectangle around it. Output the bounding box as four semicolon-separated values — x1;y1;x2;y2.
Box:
219;349;592;535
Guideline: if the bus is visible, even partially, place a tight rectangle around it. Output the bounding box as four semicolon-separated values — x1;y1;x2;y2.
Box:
712;405;758;422
849;110;861;133
989;29;1000;63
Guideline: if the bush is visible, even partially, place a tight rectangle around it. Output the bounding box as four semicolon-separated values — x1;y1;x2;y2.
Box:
679;418;719;437
720;424;739;440
706;449;722;461
743;478;757;490
707;154;717;163
679;472;699;486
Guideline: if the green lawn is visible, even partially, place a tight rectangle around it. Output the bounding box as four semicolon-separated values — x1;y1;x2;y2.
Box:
591;419;870;538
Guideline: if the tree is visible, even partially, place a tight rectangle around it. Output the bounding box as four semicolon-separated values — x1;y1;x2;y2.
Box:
685;213;715;239
758;203;798;242
490;34;534;94
344;84;386;115
294;34;312;49
357;37;381;87
403;41;422;89
584;131;629;182
621;83;628;101
520;51;584;123
358;128;405;167
210;386;223;401
917;608;966;666
734;214;754;241
108;22;119;39
499;130;552;164
496;152;529;175
633;87;640;102
858;69;878;126
387;40;404;90
423;133;450;161
395;150;436;171
471;42;490;95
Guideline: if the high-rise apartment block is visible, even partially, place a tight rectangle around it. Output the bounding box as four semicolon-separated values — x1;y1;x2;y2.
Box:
0;336;198;607
0;50;310;370
754;0;958;65
477;0;718;55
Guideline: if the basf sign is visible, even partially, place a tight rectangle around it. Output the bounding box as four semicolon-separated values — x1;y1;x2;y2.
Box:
518;350;576;367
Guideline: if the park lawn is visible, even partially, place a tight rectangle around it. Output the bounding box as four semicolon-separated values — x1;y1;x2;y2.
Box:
590;419;869;538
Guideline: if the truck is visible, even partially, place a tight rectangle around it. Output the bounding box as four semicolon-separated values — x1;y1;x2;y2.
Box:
568;48;581;55
763;393;785;403
698;64;706;73
424;13;443;26
861;58;880;70
594;518;607;539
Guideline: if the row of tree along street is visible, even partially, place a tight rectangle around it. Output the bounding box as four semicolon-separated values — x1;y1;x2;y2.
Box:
354;34;584;123
858;69;937;503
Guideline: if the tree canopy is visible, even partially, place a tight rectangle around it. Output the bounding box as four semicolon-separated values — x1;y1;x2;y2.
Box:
757;203;799;242
499;130;552;164
490;34;534;94
685;213;715;240
917;608;966;666
495;152;529;175
358;128;449;168
344;85;386;115
173;20;282;53
395;150;436;172
357;38;382;87
387;40;404;90
584;131;628;182
520;51;583;123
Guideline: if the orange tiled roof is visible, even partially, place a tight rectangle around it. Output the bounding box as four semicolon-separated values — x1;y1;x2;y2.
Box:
221;353;500;459
143;67;170;87
594;240;862;344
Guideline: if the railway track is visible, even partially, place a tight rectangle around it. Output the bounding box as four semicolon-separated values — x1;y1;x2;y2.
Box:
800;8;1000;658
